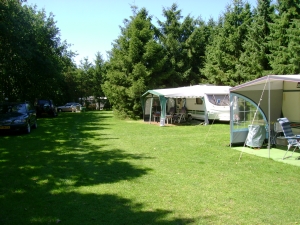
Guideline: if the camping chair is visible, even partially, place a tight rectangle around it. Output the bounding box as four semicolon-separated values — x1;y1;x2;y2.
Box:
152;111;160;122
166;107;178;124
177;107;187;123
277;117;300;159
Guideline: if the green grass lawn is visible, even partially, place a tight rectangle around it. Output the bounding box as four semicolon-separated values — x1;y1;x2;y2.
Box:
1;111;300;224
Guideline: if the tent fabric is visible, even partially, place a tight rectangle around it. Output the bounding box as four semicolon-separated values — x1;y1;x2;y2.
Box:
229;74;300;153
142;85;231;99
230;75;300;123
230;75;300;92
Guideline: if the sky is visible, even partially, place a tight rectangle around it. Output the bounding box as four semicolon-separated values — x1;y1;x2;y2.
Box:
25;0;258;66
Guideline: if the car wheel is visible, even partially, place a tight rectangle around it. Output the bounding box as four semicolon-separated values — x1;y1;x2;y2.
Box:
33;120;37;129
58;108;62;112
25;123;31;134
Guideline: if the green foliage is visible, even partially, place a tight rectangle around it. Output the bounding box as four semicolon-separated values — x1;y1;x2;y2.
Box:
157;4;209;86
269;0;300;74
91;52;107;109
103;0;300;118
285;19;300;73
77;57;94;104
2;0;300;119
102;7;167;119
201;0;253;86
237;0;274;80
0;0;75;103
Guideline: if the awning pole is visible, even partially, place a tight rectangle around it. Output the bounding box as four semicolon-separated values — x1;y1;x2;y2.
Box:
268;75;271;158
149;97;153;124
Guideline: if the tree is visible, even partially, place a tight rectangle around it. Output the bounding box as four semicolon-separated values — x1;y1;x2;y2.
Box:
276;18;300;74
59;62;78;104
78;57;94;104
0;0;31;101
201;0;252;85
268;0;300;74
102;7;167;118
92;52;106;110
157;4;209;86
236;0;274;81
0;1;75;102
188;18;217;84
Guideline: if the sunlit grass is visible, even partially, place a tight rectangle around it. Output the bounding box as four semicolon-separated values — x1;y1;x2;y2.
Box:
0;111;300;224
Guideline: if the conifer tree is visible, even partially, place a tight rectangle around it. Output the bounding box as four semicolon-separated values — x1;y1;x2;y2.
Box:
102;7;167;118
157;4;210;86
269;0;300;74
280;18;300;73
201;0;252;85
236;0;274;81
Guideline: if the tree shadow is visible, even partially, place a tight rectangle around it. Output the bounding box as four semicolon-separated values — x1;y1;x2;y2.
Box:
0;112;195;224
1;193;194;224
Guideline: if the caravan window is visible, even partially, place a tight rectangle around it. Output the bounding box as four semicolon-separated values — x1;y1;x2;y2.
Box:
195;98;203;105
207;94;229;106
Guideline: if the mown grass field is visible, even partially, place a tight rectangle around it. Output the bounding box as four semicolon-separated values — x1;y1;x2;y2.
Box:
0;111;300;224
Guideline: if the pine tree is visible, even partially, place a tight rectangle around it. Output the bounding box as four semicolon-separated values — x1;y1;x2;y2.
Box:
102;7;167;118
157;3;210;86
269;0;300;74
283;19;300;73
201;0;252;85
236;0;274;81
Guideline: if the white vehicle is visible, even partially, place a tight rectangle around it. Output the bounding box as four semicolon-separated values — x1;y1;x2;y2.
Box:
57;102;81;112
142;85;231;124
176;91;230;122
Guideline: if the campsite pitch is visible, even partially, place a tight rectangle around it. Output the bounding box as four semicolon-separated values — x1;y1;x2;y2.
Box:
1;111;300;224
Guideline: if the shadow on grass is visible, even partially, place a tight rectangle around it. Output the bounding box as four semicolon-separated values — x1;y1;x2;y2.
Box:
1;192;194;224
0;111;194;224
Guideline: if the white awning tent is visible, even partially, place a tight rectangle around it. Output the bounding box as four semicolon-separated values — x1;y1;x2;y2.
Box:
141;85;231;125
229;75;300;157
151;85;231;98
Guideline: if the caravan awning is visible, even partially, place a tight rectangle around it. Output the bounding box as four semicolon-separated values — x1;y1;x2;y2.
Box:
142;85;231;99
230;75;300;92
229;74;300;148
229;74;300;123
141;85;231;126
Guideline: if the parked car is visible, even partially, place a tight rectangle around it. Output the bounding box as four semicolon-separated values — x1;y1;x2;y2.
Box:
0;101;37;134
35;99;58;117
57;102;81;112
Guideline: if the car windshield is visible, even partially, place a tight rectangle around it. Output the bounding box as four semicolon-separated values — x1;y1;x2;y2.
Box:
0;103;26;114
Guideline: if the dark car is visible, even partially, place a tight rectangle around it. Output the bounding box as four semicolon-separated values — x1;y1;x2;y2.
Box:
0;101;37;134
35;99;58;117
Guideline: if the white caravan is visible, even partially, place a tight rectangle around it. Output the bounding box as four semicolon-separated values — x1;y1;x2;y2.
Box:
142;85;231;124
170;85;231;122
